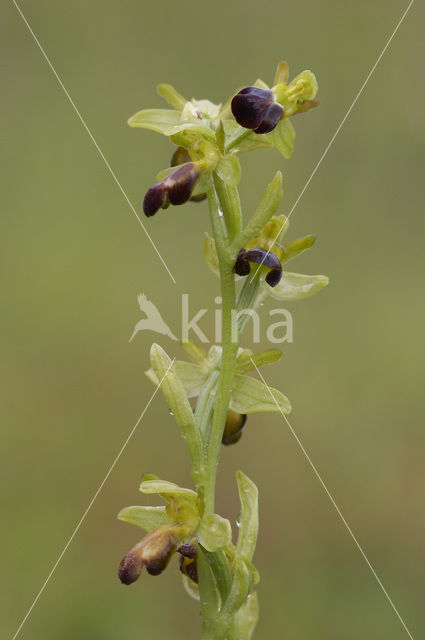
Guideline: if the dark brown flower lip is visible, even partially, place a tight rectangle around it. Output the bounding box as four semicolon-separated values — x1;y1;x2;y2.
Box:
118;526;179;585
171;147;207;203
178;544;198;584
143;163;201;217
234;248;282;287
231;86;284;134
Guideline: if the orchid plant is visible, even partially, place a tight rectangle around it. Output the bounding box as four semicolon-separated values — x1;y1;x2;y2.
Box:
118;61;328;640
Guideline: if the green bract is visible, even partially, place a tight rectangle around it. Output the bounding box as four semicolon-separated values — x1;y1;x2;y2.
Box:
146;341;291;415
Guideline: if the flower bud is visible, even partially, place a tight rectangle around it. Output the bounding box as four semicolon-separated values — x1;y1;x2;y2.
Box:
234;248;283;287
178;543;198;583
231;87;284;134
143;163;201;217
222;409;247;445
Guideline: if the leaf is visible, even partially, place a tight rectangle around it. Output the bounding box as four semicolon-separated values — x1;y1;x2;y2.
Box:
128;108;215;142
236;349;282;373
236;471;258;562
215;154;241;187
219;554;252;616
149;344;203;474
117;505;169;532
263;117;296;159
197;514;232;552
268;271;329;301
230;374;291;415
234;172;283;251
280;234;316;264
157;83;187;110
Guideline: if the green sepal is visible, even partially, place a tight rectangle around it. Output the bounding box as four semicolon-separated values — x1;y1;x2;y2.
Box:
230;373;291;415
117;505;169;532
236;349;282;373
268;272;329;301
197;514;232;552
236;471;258;562
140;476;200;530
263;118;296;159
127;108;214;142
157;83;187;110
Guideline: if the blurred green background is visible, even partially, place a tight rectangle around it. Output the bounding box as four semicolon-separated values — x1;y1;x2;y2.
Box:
1;1;424;638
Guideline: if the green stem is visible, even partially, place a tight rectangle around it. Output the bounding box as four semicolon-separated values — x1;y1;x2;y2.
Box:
225;128;252;153
213;173;242;243
204;186;239;516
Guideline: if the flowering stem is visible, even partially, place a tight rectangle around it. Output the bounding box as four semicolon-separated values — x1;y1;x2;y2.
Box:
203;185;239;516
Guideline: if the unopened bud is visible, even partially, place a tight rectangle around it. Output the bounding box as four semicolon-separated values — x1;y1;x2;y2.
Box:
222;409;247;445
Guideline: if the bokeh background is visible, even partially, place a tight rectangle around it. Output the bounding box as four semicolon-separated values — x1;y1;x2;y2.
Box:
1;1;424;638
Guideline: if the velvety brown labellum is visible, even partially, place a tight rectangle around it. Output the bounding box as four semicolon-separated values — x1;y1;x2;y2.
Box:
231;87;284;134
145;541;176;576
171;147;207;203
222;409;247;445
234;248;283;287
143;163;201;217
118;548;144;585
178;544;198;583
